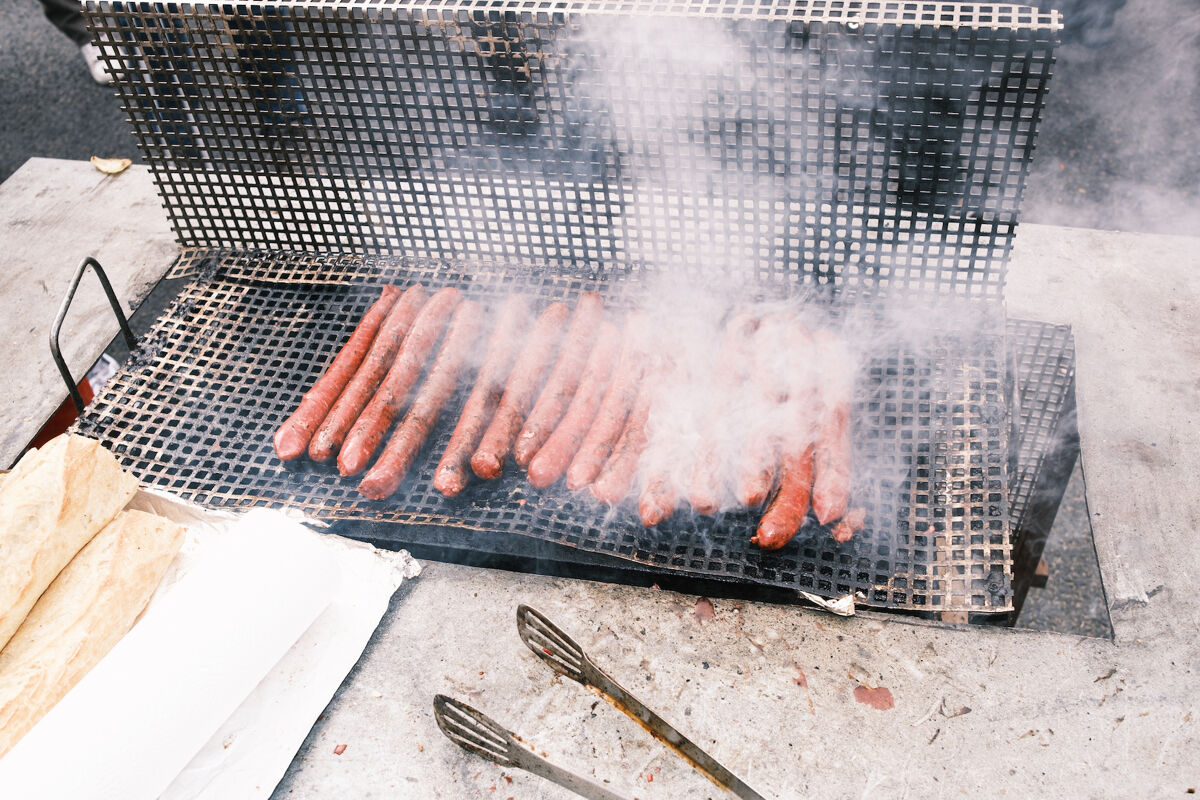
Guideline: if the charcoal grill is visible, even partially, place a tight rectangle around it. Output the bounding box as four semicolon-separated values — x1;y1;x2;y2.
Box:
75;0;1070;617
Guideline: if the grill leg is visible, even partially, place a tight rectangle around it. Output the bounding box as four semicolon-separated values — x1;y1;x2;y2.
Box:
1009;378;1080;623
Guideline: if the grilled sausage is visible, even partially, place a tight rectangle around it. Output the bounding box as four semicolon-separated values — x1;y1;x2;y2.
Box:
433;295;531;497
358;301;482;500
527;321;620;489
308;284;428;462
470;302;571;480
735;314;793;507
566;313;646;490
513;292;605;467
638;476;677;527
752;322;818;550
273;285;400;461
831;507;866;543
338;286;462;477
752;444;814;550
686;310;757;515
811;329;853;525
589;381;653;506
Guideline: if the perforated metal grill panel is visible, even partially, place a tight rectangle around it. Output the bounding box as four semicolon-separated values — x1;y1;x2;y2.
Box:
86;0;1057;297
1008;319;1075;532
76;251;1012;611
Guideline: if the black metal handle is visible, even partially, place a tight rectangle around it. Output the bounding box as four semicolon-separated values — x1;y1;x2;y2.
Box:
49;257;136;415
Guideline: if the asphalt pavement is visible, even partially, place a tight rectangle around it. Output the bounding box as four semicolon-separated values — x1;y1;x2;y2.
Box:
0;0;135;179
3;0;1193;636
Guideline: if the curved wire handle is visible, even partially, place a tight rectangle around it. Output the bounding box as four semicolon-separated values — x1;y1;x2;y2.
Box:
49;256;136;414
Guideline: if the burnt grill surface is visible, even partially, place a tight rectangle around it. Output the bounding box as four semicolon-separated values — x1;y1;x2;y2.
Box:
77;251;1012;612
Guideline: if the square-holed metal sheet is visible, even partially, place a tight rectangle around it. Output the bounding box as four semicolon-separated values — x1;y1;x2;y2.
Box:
86;1;1058;298
76;251;1012;612
1008;319;1076;532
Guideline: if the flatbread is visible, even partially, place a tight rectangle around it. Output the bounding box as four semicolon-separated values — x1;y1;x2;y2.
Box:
0;508;184;757
0;434;140;651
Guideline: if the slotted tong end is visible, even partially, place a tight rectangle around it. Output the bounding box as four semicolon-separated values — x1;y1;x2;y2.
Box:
517;603;590;683
515;605;767;800
432;693;627;800
433;694;519;768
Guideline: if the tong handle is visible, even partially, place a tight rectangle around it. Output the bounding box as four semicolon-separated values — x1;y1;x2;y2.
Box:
588;671;766;800
433;694;628;800
516;606;767;800
513;747;629;800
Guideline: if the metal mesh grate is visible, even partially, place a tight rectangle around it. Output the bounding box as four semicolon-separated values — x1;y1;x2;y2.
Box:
87;0;1057;297
1007;319;1074;532
76;250;1012;611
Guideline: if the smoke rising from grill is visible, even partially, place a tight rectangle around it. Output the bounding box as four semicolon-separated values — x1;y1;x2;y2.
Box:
384;10;1031;551
1022;0;1200;237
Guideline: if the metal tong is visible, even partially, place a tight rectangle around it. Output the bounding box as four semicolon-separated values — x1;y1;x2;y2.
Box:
433;605;767;800
433;693;626;800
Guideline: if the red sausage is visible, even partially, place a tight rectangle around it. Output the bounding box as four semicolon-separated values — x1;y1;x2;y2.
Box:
811;329;853;525
590;382;653;506
514;292;605;467
735;314;792;507
308;284;428;462
358;301;482;500
470;302;571;480
753;323;818;550
752;444;814;550
566;313;646;491
433;295;531;497
527;321;620;490
273;285;400;461
686;310;757;515
638;476;677;527
338;287;462;477
831;507;866;543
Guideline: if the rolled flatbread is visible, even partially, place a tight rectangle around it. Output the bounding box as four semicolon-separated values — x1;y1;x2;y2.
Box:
0;508;184;757
0;434;139;651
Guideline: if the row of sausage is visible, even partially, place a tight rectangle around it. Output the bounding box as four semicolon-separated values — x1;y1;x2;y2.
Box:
273;284;863;549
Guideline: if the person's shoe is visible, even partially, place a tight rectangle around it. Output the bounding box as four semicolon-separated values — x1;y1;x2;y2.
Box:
80;43;113;86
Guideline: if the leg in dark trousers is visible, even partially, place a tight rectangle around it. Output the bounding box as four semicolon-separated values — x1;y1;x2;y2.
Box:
37;0;112;84
38;0;91;46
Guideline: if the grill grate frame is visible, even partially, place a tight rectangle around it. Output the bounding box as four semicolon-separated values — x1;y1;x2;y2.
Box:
73;0;1070;614
77;250;1012;612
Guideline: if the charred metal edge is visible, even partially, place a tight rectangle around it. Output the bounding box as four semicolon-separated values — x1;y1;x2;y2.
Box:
86;0;1062;32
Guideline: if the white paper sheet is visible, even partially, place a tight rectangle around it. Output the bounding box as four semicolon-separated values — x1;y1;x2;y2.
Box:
0;496;418;800
161;523;420;800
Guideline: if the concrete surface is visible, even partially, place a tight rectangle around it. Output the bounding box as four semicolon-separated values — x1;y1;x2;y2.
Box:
1;161;1188;797
1006;223;1199;618
265;221;1200;798
0;158;176;466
